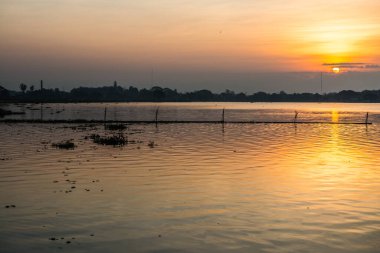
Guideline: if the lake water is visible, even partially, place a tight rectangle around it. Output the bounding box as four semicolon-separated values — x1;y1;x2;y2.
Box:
2;102;380;123
1;102;380;253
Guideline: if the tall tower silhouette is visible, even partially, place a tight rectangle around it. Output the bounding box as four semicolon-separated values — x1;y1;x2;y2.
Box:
320;72;323;94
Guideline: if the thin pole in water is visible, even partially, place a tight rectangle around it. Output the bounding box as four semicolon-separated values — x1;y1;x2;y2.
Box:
365;112;369;124
155;107;159;125
40;103;43;121
104;107;107;125
294;111;299;123
222;108;225;124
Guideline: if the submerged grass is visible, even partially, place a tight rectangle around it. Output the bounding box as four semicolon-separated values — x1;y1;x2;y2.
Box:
148;141;155;148
0;108;25;117
90;134;127;146
104;124;127;131
52;140;75;150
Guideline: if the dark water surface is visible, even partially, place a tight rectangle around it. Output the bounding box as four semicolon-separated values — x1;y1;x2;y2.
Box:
1;103;380;253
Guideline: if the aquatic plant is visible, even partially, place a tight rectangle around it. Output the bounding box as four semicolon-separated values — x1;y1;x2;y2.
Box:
52;140;75;150
148;141;155;148
105;124;127;131
0;108;10;117
0;108;25;117
90;134;127;146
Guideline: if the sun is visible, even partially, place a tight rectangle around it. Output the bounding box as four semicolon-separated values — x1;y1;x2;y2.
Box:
332;67;340;74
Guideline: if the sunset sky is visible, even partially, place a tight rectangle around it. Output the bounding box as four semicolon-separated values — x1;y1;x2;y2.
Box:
1;0;380;92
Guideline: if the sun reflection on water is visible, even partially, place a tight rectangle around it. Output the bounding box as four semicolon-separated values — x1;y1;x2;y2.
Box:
331;110;339;123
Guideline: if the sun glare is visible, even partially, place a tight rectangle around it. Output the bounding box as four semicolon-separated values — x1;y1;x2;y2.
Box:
332;67;340;74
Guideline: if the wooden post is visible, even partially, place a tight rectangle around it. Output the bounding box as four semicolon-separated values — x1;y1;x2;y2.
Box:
40;103;43;121
155;107;159;125
222;108;225;124
365;112;369;124
294;111;298;123
104;107;107;125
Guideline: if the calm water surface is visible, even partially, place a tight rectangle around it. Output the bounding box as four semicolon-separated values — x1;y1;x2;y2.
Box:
3;102;380;123
1;103;380;253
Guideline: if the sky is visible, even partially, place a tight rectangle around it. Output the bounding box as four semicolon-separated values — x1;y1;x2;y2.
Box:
1;0;380;93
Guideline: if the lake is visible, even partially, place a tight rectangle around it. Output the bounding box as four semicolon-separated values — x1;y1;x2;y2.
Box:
2;102;380;123
1;102;380;253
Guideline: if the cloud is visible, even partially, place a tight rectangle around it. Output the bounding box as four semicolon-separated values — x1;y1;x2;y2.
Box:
322;62;380;69
364;64;380;69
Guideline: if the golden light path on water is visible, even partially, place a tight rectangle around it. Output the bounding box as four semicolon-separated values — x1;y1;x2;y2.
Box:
331;110;340;123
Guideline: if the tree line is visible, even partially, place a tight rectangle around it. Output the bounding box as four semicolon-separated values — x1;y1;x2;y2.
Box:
1;82;380;102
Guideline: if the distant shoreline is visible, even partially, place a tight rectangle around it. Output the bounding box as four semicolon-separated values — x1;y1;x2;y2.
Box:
1;84;380;103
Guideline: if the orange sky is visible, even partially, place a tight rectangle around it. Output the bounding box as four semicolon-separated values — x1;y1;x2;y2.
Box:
1;0;380;91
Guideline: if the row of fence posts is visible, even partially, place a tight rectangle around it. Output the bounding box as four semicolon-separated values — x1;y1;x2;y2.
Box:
292;110;370;124
102;107;371;125
103;106;159;125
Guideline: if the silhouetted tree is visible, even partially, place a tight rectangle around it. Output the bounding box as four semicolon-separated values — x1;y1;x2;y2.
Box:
361;90;379;101
191;90;214;101
220;89;235;101
151;86;165;101
0;86;9;99
19;83;27;93
2;83;380;102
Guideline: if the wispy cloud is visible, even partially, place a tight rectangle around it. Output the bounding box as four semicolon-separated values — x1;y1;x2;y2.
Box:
323;62;380;69
364;64;380;69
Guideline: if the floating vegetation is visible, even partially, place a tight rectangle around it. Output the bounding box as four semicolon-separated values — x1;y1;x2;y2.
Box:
90;134;127;146
105;124;127;131
63;124;97;131
52;140;75;150
148;141;155;148
0;108;25;117
26;107;40;111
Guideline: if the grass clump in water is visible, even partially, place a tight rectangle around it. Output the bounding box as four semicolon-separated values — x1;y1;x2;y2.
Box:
0;108;25;117
52;140;75;150
148;141;155;148
104;124;127;131
90;134;127;146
